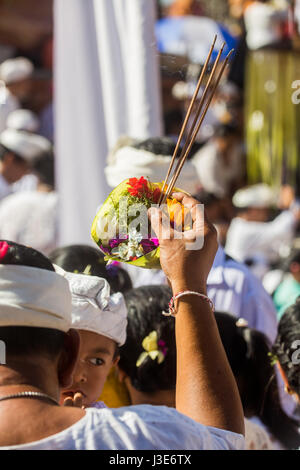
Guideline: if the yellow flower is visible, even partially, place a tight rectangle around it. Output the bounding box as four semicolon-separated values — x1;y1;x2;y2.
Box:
136;331;165;368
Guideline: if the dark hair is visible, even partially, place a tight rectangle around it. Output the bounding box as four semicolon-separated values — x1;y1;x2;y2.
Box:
215;312;300;449
283;249;300;273
132;137;200;160
119;285;175;393
0;241;65;359
49;245;132;294
0;240;55;272
193;190;220;206
31;153;55;188
214;123;240;139
272;297;300;396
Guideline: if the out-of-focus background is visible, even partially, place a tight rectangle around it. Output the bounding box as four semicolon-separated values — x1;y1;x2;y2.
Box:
0;0;299;279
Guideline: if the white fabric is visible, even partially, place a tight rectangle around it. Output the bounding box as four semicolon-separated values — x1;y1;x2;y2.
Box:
0;129;52;162
207;246;278;344
245;3;288;50
0;86;19;133
248;417;285;450
57;270;127;346
54;0;162;246
0;173;12;201
225;211;297;268
105;146;201;194
0;265;71;332
0;57;33;84
125;246;278;344
244;418;274;450
6;109;40;133
0;191;58;255
0;405;244;450
232;184;276;209
191;141;242;198
12;174;38;193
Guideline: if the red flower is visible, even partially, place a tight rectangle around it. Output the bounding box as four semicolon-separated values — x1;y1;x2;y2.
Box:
127;177;161;203
127;177;150;198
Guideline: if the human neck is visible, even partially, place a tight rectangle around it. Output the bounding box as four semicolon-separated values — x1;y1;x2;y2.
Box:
0;360;60;403
37;182;53;193
127;384;175;408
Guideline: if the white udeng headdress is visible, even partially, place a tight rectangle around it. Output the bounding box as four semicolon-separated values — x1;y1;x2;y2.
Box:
55;268;128;346
105;146;201;195
0;265;72;332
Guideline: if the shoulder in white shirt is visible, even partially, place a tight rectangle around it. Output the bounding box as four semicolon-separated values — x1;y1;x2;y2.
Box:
0;405;245;450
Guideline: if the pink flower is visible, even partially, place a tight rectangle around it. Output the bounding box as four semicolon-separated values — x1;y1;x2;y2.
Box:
0;242;10;260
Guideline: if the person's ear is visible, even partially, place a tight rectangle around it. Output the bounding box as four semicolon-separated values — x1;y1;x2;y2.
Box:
112;355;120;367
57;329;80;389
116;365;128;383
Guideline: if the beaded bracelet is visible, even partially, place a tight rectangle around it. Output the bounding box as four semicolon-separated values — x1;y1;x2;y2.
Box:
162;290;215;317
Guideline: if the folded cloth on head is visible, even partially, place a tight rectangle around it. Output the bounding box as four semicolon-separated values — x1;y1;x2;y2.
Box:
54;267;127;346
0;129;52;162
105;146;201;195
0;57;33;84
0;265;71;332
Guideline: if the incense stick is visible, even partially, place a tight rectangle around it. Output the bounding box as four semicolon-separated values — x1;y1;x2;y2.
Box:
160;42;226;204
161;49;234;205
158;35;217;206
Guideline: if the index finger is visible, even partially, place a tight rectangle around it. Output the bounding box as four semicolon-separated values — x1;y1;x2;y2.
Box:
171;192;200;210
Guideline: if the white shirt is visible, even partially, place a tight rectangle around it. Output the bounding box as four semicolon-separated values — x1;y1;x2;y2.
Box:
12;174;38;193
245;3;287;50
207;246;278;344
125;246;278;344
0;173;12;201
0;406;244;450
0;190;58;255
191;141;242;198
225;211;296;273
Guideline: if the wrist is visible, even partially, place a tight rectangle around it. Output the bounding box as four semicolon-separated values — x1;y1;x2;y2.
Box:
171;278;207;296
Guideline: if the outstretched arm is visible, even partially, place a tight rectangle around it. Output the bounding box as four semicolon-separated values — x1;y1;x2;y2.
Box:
149;193;244;436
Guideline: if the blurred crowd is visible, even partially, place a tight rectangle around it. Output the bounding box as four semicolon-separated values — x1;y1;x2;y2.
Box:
0;0;300;450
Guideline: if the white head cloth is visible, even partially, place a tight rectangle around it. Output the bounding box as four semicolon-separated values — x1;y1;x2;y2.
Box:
6;109;40;133
105;146;202;195
233;184;277;209
0;265;71;332
0;57;34;84
0;129;52;162
55;268;128;346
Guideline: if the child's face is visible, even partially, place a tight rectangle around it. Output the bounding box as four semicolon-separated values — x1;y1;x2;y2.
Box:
61;330;119;407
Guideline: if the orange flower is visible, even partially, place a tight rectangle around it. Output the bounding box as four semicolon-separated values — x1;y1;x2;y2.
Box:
167;198;186;228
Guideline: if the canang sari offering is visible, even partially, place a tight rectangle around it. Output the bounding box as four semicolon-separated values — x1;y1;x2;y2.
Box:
91;177;189;269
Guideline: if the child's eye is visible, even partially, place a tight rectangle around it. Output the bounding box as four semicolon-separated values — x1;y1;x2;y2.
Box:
89;358;104;366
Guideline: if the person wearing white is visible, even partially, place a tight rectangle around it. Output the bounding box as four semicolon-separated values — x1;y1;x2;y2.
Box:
6;109;40;134
0;152;57;255
244;1;288;51
0;57;34;133
6;109;42;193
0;128;52;202
126;245;278;344
0;191;58;255
105;138;201;195
225;184;299;279
0;406;243;450
191;125;242;198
